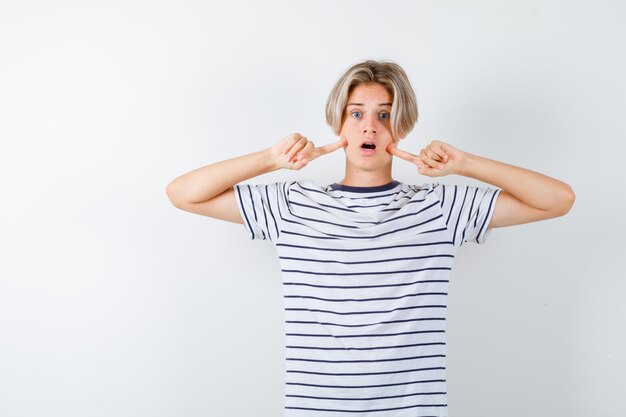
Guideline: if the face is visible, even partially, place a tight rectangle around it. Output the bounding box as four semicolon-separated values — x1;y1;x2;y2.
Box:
339;82;395;169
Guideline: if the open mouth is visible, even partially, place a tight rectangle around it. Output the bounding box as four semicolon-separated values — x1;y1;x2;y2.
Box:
361;142;376;150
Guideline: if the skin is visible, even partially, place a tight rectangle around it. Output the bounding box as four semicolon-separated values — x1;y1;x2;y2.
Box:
275;83;397;186
168;82;575;229
336;82;396;187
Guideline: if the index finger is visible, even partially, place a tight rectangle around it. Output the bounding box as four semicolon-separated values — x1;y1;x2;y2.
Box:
313;137;347;157
388;143;419;164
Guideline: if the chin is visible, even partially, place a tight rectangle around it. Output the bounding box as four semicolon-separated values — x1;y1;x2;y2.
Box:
347;157;392;168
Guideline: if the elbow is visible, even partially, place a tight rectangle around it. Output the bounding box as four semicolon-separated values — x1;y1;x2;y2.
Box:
563;184;575;213
556;185;576;217
166;182;183;208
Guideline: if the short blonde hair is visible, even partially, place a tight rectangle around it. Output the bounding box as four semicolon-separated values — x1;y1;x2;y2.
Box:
325;59;418;141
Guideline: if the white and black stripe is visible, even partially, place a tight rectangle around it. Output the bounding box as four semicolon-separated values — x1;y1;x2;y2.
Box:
233;179;502;417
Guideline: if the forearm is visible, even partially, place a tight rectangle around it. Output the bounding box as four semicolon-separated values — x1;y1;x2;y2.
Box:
458;152;574;213
166;147;278;204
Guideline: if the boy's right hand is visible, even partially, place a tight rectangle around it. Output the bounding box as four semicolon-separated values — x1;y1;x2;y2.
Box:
269;133;347;170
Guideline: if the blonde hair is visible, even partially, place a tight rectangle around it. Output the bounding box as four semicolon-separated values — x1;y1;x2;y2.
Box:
325;59;418;142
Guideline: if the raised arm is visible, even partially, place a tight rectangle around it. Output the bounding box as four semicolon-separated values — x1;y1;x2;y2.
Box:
455;151;575;228
387;140;575;229
165;133;346;223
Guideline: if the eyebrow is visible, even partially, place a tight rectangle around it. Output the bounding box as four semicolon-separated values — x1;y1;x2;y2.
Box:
347;102;392;107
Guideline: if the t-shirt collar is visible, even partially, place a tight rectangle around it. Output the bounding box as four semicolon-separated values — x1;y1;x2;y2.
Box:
328;180;400;193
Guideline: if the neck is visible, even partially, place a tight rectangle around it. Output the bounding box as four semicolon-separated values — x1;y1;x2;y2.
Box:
337;158;393;187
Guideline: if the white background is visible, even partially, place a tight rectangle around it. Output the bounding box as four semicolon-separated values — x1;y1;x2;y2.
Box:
0;1;623;416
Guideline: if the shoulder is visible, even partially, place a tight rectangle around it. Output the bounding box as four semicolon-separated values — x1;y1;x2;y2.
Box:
283;179;331;202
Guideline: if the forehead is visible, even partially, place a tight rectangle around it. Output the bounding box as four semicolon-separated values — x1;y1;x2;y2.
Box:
347;83;392;104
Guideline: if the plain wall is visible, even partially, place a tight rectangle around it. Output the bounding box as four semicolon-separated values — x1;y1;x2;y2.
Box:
0;0;623;416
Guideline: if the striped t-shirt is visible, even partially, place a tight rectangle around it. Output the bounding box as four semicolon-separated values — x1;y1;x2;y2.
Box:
233;179;502;417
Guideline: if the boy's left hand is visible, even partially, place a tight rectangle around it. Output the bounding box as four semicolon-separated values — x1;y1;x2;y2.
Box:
386;139;467;177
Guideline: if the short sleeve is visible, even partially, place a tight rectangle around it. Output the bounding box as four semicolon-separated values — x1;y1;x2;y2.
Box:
233;182;288;241
433;183;502;247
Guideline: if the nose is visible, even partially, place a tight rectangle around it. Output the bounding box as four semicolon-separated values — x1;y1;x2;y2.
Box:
362;114;381;134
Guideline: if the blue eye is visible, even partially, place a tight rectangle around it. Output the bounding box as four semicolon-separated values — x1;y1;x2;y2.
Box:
350;111;390;120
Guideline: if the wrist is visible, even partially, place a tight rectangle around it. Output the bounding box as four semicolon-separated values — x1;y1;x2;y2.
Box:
457;152;478;177
261;147;281;172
